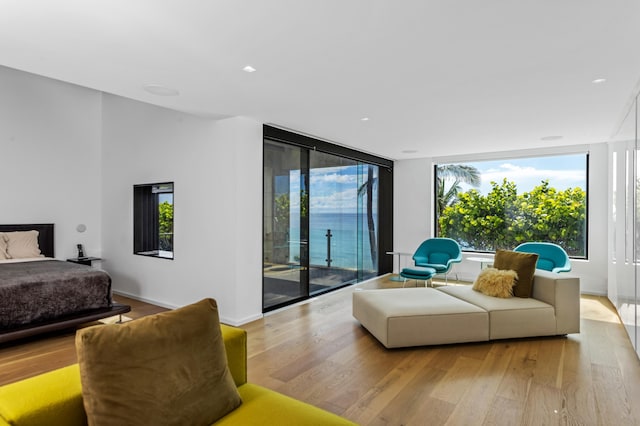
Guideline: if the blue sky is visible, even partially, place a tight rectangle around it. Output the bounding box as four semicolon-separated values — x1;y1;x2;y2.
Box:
159;194;173;204
455;154;587;195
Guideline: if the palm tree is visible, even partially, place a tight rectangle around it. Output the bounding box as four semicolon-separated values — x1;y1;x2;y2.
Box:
436;164;481;230
358;165;377;269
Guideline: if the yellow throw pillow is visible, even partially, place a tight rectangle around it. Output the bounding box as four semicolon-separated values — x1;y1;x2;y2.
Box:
76;298;242;426
472;267;517;298
493;249;539;298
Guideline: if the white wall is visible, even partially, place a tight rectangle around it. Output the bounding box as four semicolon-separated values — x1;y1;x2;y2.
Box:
393;158;432;255
100;94;263;325
394;143;609;295
218;118;263;324
0;66;102;259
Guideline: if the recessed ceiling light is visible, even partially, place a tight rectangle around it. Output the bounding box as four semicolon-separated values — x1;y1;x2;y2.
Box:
540;135;563;141
243;65;256;73
402;149;418;154
591;78;607;84
143;84;180;96
360;117;370;121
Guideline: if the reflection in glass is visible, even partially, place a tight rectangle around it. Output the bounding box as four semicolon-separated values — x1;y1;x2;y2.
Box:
308;152;379;295
263;141;380;311
609;94;639;355
263;141;308;310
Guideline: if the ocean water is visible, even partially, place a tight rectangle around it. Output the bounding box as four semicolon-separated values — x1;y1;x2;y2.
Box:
290;212;378;270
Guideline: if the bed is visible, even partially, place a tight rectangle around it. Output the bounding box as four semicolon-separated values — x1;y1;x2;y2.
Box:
0;224;130;344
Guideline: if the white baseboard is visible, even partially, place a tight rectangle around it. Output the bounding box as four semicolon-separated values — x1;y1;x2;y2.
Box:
221;313;264;327
113;289;264;326
112;289;178;310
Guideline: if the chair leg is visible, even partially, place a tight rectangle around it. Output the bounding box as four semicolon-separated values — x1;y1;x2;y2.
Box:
401;277;433;288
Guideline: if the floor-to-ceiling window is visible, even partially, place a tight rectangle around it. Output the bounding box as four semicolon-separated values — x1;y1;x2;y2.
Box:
263;126;392;312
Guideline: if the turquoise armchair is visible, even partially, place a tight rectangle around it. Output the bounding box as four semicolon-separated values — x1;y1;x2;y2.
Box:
412;238;462;283
514;242;571;273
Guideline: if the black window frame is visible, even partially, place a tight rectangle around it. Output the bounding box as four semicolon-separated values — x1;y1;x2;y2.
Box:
133;181;174;259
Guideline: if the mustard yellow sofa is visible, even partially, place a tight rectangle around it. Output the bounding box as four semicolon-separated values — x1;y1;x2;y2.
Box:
0;325;356;426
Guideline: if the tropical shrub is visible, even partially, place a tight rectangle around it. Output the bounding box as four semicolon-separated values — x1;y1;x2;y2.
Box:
159;201;174;251
439;179;586;256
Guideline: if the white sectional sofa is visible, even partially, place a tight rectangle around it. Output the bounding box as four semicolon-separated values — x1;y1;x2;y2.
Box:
352;270;580;348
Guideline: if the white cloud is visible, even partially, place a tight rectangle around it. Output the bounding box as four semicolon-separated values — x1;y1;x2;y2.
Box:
310;189;358;212
482;163;584;183
311;172;358;185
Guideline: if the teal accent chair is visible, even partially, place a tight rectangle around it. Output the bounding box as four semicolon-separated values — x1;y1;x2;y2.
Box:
412;238;462;284
514;242;571;273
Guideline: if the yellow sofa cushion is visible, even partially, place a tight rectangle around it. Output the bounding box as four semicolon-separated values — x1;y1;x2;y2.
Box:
0;364;85;426
216;383;357;425
0;371;357;426
76;298;242;426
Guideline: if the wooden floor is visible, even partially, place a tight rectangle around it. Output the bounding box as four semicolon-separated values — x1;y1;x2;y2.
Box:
0;296;168;386
2;277;640;425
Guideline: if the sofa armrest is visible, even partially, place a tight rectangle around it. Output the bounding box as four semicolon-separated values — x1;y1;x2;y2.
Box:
0;365;87;426
221;324;247;387
532;270;580;334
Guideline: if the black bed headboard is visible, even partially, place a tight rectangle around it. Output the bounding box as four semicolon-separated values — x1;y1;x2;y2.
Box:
0;223;55;258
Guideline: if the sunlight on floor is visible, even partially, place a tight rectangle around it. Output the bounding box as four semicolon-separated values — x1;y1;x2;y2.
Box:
580;295;621;323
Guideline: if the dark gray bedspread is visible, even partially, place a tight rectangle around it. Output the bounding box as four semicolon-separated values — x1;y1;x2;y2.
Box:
0;260;112;328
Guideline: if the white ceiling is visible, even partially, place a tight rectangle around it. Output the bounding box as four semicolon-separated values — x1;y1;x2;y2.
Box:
1;0;639;160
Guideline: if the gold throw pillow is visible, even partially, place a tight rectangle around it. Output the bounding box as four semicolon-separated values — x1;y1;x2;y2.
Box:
76;298;242;426
493;249;538;298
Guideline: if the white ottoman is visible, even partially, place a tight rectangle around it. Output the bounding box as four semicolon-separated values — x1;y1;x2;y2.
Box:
352;287;489;348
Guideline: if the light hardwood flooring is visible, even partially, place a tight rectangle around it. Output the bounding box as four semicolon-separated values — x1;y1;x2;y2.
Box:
247;277;640;426
1;277;640;425
0;296;168;385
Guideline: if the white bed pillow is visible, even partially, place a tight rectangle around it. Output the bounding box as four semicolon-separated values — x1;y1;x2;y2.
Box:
5;230;42;259
0;233;9;259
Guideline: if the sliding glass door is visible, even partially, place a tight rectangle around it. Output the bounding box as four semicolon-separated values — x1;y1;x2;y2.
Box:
263;141;309;309
263;129;387;312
